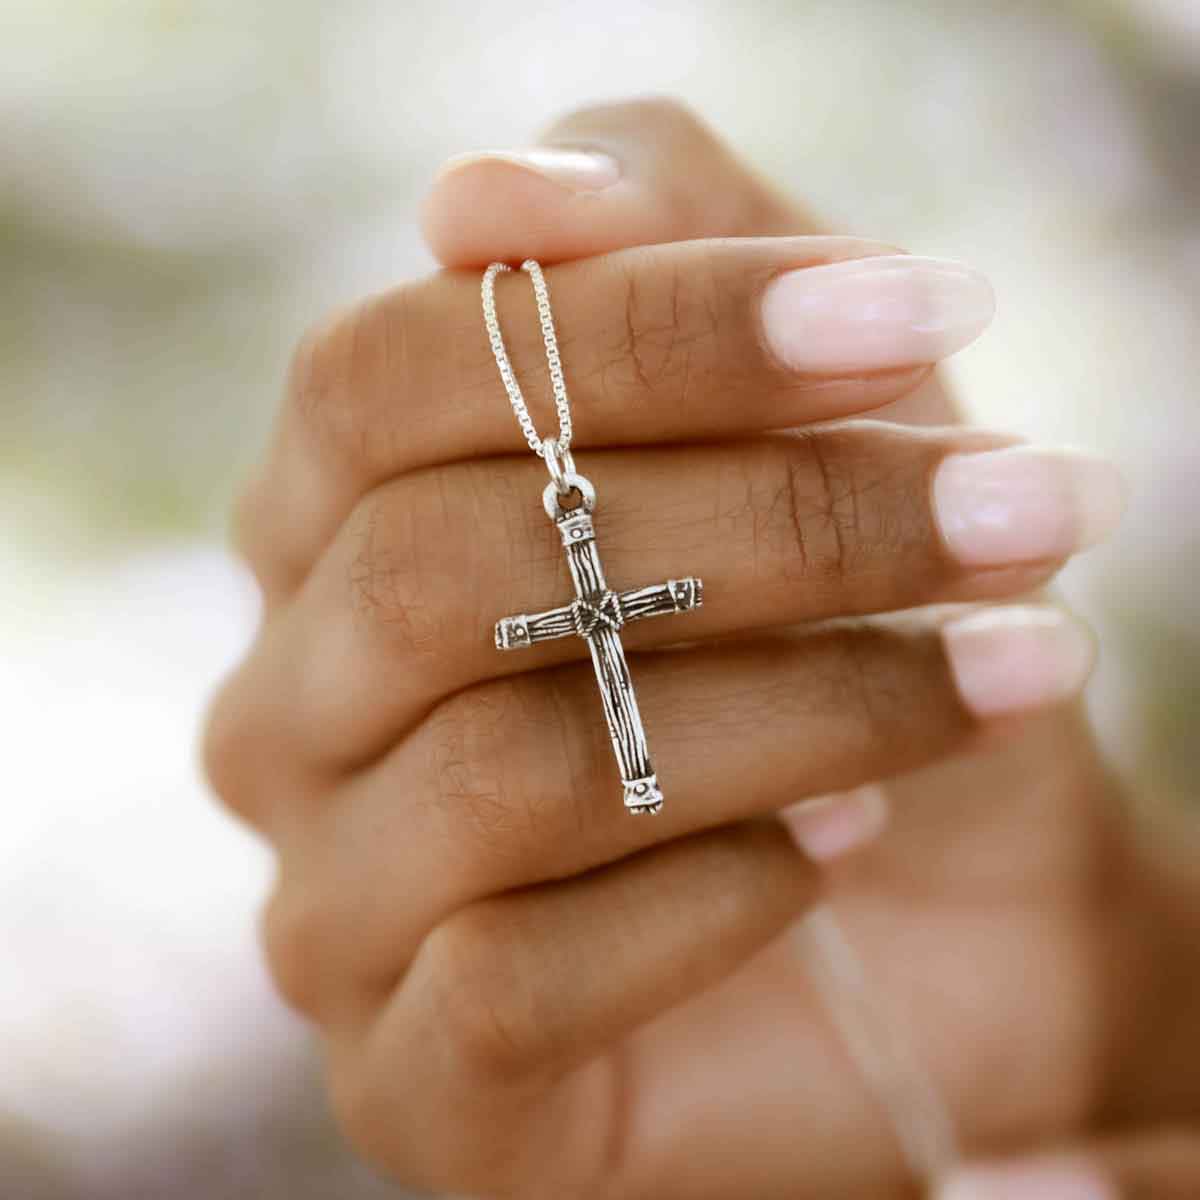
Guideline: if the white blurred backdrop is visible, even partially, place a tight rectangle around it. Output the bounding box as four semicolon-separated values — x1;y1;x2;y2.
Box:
2;2;1198;1196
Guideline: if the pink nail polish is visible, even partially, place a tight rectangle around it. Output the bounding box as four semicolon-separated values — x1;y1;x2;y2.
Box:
943;606;1096;719
933;446;1126;567
760;255;994;374
440;148;621;192
781;785;889;861
937;1159;1116;1200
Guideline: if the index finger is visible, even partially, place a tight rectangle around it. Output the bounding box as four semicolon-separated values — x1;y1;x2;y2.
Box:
240;237;991;599
421;96;964;432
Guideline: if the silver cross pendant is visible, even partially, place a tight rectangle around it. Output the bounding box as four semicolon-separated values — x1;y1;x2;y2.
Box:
495;466;702;814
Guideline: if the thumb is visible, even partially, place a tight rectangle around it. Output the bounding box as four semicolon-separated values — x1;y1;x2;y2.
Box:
935;1129;1200;1200
421;96;815;267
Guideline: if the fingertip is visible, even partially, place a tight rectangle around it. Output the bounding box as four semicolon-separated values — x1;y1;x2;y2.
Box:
760;255;995;375
421;95;820;267
421;156;544;267
422;151;626;268
936;1159;1116;1200
943;605;1097;720
932;445;1127;568
781;785;890;862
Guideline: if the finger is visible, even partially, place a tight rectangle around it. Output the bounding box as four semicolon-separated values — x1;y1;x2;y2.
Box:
422;96;962;433
937;1129;1200;1200
223;428;1121;773
240;237;990;599
252;606;1095;1014
324;819;818;1196
422;97;813;267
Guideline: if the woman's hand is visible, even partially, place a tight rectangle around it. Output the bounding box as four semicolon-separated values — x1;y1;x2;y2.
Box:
204;100;1200;1199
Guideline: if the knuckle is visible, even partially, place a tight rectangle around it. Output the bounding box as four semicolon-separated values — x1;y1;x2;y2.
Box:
285;282;420;471
326;1036;519;1200
229;474;301;601
781;430;928;587
341;484;445;660
260;882;328;1018
785;432;863;584
324;1047;398;1177
230;471;268;569
201;667;264;827
325;1044;444;1191
324;1055;381;1169
426;685;523;852
426;675;591;861
831;625;893;733
420;908;541;1084
817;623;917;747
202;637;317;832
603;247;722;409
285;317;339;435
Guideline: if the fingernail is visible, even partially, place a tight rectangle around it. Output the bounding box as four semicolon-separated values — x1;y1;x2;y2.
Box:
760;255;994;373
937;1159;1116;1200
441;148;621;192
943;606;1096;719
781;785;889;861
934;446;1126;566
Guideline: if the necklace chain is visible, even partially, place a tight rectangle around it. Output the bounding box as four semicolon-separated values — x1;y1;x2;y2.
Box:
482;259;572;459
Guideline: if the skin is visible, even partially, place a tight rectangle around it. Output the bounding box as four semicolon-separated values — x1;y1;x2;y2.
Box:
205;100;1200;1198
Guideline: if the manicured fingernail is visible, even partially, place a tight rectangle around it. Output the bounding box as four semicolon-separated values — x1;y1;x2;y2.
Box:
943;606;1095;719
441;148;621;192
781;785;889;861
760;255;994;373
937;1160;1116;1200
934;446;1126;566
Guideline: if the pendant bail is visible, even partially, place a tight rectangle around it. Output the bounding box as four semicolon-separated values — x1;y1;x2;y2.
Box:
543;436;576;496
542;471;596;521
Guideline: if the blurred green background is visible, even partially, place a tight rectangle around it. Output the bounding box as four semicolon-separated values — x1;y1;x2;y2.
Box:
2;1;1197;1196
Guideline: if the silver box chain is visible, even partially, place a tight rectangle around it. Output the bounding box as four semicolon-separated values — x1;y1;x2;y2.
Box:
482;259;573;459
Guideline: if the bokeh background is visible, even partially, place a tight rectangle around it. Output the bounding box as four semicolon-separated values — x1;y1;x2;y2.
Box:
3;1;1198;1196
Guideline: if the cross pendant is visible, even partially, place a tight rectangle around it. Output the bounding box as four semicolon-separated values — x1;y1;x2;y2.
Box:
494;477;702;814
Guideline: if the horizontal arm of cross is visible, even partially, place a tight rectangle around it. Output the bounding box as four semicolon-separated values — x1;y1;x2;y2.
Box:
495;577;703;650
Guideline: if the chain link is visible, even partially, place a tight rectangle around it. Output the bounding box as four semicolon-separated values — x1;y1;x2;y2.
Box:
482;259;573;459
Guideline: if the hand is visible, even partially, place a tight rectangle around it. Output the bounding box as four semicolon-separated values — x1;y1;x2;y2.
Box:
205;100;1200;1199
